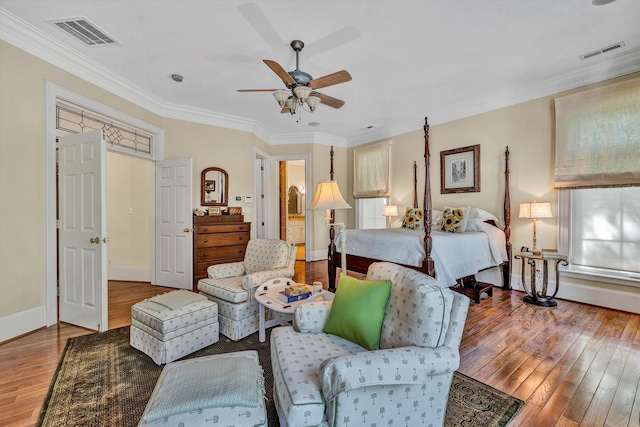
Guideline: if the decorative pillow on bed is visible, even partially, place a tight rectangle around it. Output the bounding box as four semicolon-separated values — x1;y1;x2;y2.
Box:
401;208;424;230
469;207;499;224
440;206;470;233
324;274;392;350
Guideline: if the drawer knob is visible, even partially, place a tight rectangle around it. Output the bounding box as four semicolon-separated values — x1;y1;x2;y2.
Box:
203;239;208;243
203;228;209;232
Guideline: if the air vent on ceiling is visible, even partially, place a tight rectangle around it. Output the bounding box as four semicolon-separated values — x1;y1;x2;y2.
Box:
580;41;625;60
49;17;120;47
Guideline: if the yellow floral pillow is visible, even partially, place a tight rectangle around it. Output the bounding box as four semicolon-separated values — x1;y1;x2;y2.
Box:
401;208;424;230
440;206;470;233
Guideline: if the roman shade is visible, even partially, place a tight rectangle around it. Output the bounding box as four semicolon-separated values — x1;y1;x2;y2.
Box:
554;76;640;189
353;141;391;198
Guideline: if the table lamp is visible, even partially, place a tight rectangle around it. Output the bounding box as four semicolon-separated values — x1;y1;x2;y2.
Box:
519;201;552;252
309;181;352;279
383;205;398;228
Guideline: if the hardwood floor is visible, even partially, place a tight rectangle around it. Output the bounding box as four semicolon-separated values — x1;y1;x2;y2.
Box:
1;261;639;427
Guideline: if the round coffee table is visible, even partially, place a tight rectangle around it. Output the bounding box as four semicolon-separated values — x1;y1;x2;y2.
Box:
255;278;332;342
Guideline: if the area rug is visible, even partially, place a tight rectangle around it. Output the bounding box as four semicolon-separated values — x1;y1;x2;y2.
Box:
38;327;523;427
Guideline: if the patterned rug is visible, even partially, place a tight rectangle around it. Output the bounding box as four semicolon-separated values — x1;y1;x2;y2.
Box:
37;327;523;426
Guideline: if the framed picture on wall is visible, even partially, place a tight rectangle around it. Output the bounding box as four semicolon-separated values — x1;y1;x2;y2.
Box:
440;144;480;194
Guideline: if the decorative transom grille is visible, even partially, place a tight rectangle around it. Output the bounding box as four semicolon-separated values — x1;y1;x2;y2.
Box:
56;102;153;156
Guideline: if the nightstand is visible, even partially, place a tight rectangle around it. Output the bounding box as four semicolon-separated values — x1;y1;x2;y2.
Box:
514;250;568;307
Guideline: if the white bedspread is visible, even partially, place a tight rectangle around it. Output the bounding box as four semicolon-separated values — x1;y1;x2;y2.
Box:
336;222;507;287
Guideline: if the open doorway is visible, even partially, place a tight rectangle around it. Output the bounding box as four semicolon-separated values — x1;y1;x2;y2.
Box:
280;160;306;261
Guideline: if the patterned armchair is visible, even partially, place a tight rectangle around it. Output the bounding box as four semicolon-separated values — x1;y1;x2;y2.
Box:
270;262;471;427
198;239;297;341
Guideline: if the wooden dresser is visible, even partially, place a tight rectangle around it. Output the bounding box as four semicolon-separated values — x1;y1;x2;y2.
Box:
193;214;251;288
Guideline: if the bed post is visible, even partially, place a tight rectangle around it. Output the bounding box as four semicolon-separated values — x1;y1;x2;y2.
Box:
327;146;338;291
503;146;512;290
423;117;435;277
413;161;418;209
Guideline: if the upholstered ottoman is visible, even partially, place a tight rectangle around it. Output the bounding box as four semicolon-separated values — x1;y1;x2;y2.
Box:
138;350;267;427
130;290;219;365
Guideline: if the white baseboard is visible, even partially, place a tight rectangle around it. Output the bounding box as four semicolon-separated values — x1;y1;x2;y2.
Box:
309;250;328;262
108;267;151;282
0;305;46;343
509;274;640;314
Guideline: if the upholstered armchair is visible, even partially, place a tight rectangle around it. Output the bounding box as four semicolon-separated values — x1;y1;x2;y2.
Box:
270;262;471;427
198;238;297;341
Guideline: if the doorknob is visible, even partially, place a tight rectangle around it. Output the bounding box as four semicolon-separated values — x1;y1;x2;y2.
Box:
102;237;109;244
89;237;100;244
183;228;193;233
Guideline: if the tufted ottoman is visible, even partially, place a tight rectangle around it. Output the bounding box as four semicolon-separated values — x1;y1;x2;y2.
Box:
130;290;219;365
138;350;267;427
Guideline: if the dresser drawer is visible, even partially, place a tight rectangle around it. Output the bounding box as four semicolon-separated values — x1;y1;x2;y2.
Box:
196;223;250;234
197;231;249;247
196;245;247;262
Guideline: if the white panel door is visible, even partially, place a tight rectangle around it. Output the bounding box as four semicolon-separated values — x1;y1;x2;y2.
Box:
154;159;193;289
58;130;108;332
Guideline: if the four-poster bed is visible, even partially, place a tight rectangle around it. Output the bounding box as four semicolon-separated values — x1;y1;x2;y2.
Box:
326;117;512;293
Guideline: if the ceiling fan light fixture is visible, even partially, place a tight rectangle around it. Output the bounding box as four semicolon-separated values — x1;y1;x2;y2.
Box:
293;85;312;103
285;97;297;114
306;95;321;112
273;89;289;107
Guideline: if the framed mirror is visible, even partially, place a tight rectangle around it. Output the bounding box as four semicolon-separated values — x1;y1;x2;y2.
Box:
201;167;228;206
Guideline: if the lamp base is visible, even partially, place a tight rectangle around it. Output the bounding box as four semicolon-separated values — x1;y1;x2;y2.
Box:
523;295;557;307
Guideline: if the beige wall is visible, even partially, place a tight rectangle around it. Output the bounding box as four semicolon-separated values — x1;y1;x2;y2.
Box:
106;152;152;273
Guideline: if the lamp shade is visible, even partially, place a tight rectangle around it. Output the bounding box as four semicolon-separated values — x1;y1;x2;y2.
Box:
309;181;352;210
273;90;289;107
306;95;321;112
383;205;398;216
293;85;312;102
519;202;552;219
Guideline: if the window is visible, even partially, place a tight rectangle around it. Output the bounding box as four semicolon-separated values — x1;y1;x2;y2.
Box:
356;198;389;229
565;187;640;282
555;77;640;286
353;141;391;229
56;102;154;157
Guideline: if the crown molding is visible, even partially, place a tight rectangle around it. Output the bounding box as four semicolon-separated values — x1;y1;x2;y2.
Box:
3;7;639;149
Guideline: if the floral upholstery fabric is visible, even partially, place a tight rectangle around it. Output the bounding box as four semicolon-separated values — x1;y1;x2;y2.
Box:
198;239;296;341
270;262;471;427
200;293;260;341
199;276;249;304
130;294;219;365
366;262;453;348
243;239;296;275
271;326;366;426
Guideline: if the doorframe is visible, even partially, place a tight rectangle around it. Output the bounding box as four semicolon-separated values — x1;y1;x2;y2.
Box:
270;153;311;261
44;82;165;326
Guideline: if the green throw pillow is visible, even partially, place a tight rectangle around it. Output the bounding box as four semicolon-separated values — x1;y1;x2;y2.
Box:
324;274;392;350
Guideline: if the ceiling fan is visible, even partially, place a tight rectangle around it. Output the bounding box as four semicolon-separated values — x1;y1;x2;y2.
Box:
237;40;352;117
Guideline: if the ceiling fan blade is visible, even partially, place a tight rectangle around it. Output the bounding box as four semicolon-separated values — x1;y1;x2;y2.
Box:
237;3;284;52
309;70;352;90
315;92;345;109
264;60;295;86
237;89;280;92
309;27;360;56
